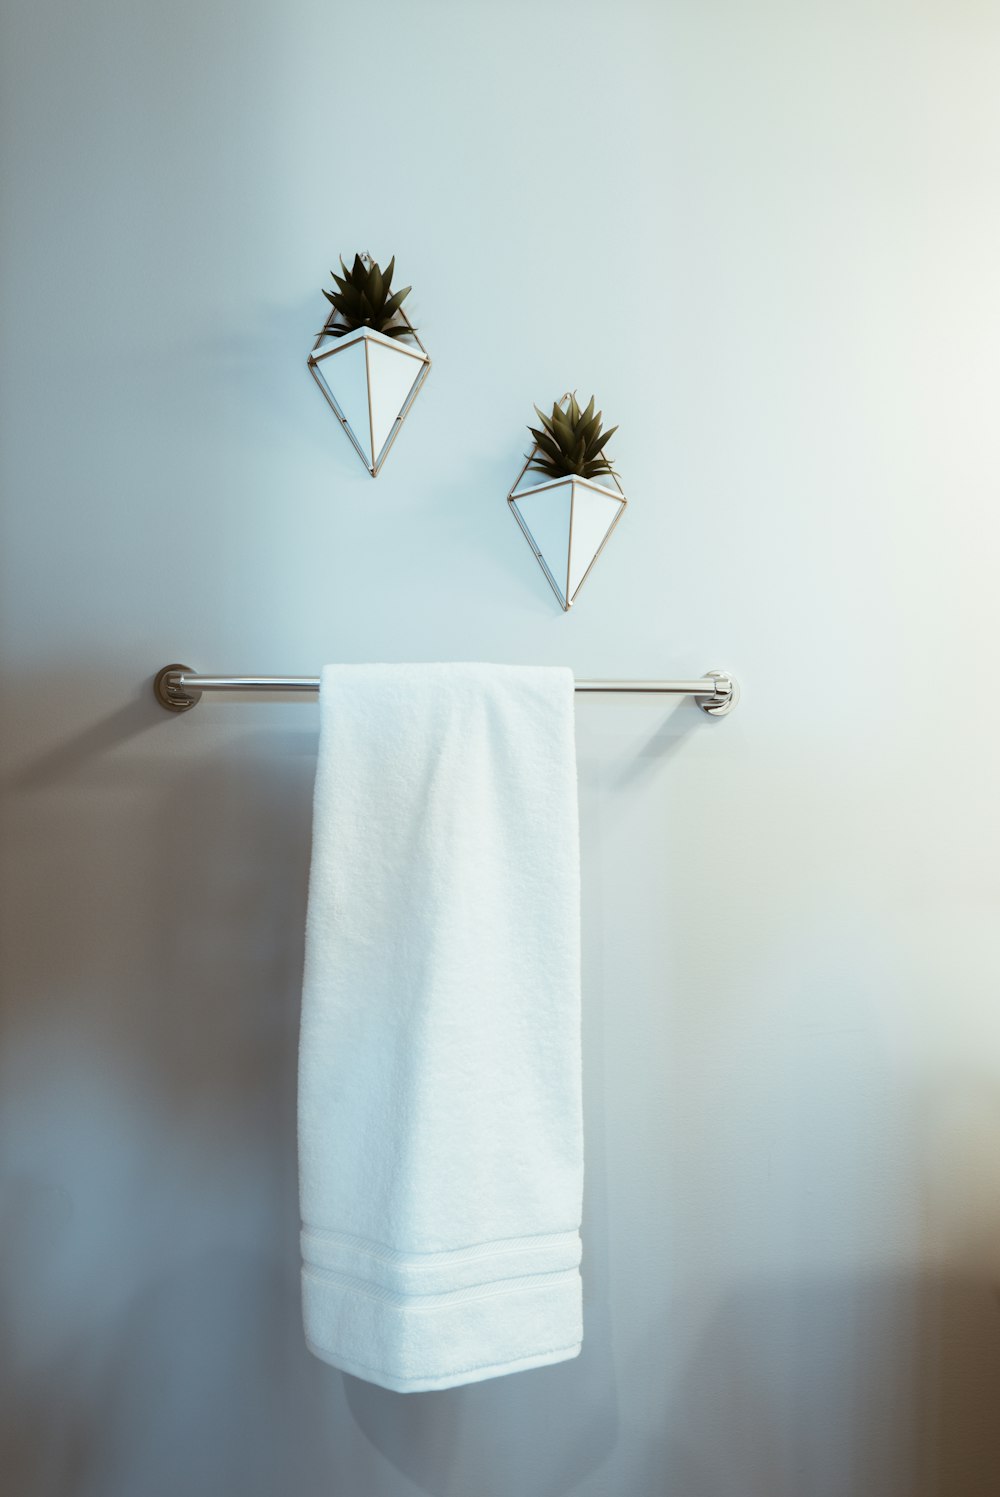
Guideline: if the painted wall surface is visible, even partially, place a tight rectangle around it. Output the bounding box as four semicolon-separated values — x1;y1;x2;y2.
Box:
3;2;1000;1493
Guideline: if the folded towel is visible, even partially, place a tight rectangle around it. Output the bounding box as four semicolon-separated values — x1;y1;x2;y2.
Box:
297;663;583;1392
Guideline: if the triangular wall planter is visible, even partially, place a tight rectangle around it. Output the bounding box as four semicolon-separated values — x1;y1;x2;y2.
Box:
308;322;430;477
509;475;627;610
507;411;627;609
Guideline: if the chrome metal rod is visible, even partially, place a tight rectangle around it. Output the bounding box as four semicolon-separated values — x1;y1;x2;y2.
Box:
154;666;739;717
574;680;719;694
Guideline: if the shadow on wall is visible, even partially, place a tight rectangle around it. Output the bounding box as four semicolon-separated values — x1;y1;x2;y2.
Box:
5;675;1000;1497
0;671;328;1497
0;1237;327;1497
0;670;625;1497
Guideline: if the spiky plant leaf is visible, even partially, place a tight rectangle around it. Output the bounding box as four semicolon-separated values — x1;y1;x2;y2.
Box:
528;431;565;466
381;286;412;321
533;406;558;440
525;394;620;482
589;426;618;454
320;254;418;338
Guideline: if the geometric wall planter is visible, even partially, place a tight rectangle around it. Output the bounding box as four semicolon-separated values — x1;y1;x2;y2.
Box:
507;395;627;611
307;255;431;477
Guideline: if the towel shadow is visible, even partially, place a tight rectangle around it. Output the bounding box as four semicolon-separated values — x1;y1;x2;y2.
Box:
341;1312;617;1497
337;1263;1000;1497
574;694;710;802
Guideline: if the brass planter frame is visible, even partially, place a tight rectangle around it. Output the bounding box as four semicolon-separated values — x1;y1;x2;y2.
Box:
507;394;627;610
307;254;431;477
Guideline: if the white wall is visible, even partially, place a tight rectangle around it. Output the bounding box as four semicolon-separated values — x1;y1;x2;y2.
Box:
3;1;1000;1493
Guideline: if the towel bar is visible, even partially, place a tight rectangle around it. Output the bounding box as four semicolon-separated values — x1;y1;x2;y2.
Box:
153;666;739;717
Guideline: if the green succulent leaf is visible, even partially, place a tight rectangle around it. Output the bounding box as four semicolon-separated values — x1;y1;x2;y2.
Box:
529;431;565;466
322;253;415;333
525;394;620;480
381;286;412;320
334;284;365;312
533;405;558;438
579;413;602;449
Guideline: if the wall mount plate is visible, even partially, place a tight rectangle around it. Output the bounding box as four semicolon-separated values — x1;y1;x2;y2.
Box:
700;671;739;716
154;663;200;713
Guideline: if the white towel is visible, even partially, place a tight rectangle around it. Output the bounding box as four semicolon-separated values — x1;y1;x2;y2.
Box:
297;663;583;1392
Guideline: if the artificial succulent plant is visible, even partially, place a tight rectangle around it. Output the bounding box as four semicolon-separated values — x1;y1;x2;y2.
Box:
527;394;618;482
322;254;416;339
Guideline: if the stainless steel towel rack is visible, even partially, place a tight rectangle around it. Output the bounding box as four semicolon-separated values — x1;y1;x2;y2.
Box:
153;666;740;716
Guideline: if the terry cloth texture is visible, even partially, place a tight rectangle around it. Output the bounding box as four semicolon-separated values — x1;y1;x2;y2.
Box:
298;663;583;1391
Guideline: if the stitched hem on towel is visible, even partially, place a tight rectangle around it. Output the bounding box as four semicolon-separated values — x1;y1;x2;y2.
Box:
301;1257;583;1392
300;1225;583;1296
305;1337;583;1393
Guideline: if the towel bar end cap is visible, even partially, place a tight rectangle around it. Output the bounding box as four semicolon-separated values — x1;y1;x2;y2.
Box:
154;664;201;713
700;671;739;716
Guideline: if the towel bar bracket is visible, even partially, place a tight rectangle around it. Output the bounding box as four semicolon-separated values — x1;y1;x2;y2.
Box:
699;671;739;716
154;664;201;713
153;665;740;716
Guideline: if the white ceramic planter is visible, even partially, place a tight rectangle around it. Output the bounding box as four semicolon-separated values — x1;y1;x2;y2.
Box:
308;322;430;477
508;468;627;611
